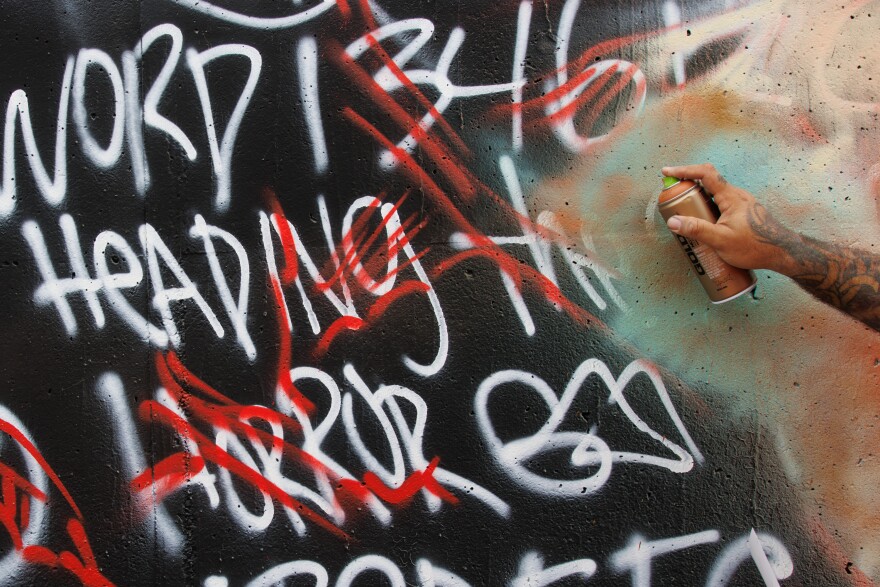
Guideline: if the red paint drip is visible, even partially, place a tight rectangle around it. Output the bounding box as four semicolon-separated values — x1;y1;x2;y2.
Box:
362;32;471;158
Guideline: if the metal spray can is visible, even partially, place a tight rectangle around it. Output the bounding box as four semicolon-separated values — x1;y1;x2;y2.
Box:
658;176;757;303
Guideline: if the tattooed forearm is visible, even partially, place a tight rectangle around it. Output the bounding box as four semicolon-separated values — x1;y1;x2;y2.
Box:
747;204;880;331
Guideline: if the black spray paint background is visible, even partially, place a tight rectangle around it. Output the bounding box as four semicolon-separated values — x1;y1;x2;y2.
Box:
0;0;851;585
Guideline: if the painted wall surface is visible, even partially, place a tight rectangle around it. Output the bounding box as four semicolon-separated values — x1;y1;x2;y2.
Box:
0;0;877;585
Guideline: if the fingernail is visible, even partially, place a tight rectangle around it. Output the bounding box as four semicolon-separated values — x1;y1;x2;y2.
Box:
667;216;682;232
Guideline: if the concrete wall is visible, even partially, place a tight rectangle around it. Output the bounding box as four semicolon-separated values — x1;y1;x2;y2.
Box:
0;0;876;584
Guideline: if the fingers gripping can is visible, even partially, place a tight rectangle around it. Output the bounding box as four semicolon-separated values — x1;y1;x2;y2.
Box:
658;176;757;303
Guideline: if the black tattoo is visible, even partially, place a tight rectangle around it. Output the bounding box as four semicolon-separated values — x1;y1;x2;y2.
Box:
747;204;880;331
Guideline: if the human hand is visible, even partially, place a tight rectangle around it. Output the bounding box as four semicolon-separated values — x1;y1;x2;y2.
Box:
661;163;804;276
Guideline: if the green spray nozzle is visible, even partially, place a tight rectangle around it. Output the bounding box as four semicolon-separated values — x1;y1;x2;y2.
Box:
662;175;681;190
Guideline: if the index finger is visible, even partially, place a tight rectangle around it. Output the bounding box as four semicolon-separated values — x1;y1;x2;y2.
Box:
661;163;730;195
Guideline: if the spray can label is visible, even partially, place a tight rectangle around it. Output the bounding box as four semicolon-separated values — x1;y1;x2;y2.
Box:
657;177;757;304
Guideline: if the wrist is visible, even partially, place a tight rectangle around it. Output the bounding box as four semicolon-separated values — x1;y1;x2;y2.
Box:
763;233;808;277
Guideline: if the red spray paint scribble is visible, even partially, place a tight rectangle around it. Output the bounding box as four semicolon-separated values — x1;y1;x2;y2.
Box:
361;32;472;159
265;189;433;360
130;453;206;507
0;419;83;521
314;193;388;293
339;212;429;296
364;456;457;505
313;280;431;358
137;350;458;538
263;188;299;286
325;41;607;330
0;420;115;587
543;61;644;139
22;519;114;587
500;7;749;123
333;37;479;202
313;316;366;359
0;463;45;550
262;192;317;415
137;397;351;541
503;32;654;120
339;102;603;330
314;196;429;298
290;188;428;300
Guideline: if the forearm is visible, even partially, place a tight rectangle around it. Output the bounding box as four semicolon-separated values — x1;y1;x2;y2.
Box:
743;203;880;330
770;232;880;331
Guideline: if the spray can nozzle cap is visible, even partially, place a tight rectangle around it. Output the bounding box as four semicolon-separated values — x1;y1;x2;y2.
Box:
662;175;681;190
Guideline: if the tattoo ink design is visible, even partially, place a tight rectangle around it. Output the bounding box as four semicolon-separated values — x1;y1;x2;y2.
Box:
747;204;880;331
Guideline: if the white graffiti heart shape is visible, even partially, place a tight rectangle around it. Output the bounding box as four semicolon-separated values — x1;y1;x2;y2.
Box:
475;358;704;496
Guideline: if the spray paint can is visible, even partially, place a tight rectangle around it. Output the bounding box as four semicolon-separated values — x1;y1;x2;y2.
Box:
658;176;757;303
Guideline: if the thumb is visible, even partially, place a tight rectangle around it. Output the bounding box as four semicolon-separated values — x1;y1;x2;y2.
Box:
667;215;724;247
